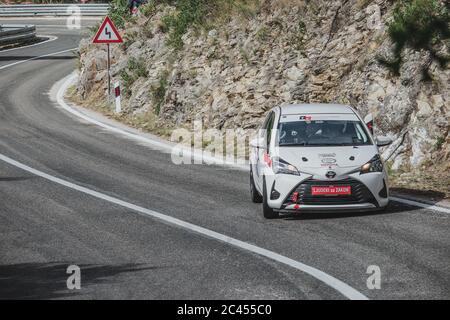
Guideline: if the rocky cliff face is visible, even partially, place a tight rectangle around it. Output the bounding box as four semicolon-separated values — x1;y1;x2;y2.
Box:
76;0;449;175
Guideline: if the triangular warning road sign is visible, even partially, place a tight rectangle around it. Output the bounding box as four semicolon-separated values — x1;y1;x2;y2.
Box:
93;16;123;44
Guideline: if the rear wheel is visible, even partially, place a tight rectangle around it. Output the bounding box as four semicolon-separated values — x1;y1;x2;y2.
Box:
250;167;262;203
263;177;279;219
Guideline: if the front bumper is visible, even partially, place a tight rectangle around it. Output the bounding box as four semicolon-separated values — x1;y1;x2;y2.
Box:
280;203;378;213
265;171;389;211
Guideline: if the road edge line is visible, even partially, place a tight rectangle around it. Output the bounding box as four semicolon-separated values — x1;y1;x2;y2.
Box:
0;35;57;53
0;152;369;300
55;72;249;171
390;196;450;214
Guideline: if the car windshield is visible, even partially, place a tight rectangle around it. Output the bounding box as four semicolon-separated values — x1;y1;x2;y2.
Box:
277;120;372;147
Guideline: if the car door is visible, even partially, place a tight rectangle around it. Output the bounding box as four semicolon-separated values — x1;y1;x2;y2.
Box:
255;111;275;190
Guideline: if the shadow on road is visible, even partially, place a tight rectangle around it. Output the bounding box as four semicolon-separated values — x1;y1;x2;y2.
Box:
390;187;447;203
280;190;447;221
0;176;35;182
281;202;399;220
0;262;161;300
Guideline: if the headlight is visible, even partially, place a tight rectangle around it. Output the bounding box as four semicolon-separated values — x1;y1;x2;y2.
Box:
360;154;383;174
273;157;300;176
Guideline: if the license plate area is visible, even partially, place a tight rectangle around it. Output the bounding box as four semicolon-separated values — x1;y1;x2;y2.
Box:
311;186;351;196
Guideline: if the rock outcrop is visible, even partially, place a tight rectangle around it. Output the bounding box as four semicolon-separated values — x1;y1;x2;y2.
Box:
76;0;449;174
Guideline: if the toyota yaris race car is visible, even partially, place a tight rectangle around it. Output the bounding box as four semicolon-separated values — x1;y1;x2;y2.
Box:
250;104;393;219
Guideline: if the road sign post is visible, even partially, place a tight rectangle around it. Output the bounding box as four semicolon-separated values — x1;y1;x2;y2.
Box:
92;16;123;103
107;43;110;100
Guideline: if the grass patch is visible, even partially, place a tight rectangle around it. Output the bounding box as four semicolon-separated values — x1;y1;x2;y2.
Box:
108;0;133;29
140;1;158;17
66;85;173;139
151;69;170;115
435;136;445;150
291;20;307;52
160;0;260;50
120;57;148;97
256;26;269;42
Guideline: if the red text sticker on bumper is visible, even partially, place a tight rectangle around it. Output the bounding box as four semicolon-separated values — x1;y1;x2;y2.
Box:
311;186;351;196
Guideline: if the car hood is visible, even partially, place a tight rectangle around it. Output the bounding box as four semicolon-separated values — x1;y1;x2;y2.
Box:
277;145;378;173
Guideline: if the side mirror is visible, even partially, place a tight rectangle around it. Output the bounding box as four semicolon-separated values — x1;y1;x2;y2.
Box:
364;114;374;135
250;137;266;149
376;136;393;147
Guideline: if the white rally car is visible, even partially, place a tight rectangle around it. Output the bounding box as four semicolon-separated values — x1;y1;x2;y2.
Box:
250;104;393;219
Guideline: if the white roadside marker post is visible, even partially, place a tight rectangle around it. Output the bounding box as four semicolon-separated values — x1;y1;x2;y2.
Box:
114;81;121;114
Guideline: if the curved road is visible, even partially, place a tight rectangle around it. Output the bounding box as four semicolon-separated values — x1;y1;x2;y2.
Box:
0;20;448;300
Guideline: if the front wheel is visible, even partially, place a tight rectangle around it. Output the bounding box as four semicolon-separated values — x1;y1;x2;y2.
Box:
250;167;263;203
263;177;279;219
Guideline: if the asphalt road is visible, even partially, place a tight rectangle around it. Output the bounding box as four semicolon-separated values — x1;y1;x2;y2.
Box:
0;19;449;300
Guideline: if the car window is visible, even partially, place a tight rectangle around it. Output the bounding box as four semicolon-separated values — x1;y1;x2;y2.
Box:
277;120;372;147
266;112;275;150
259;112;272;139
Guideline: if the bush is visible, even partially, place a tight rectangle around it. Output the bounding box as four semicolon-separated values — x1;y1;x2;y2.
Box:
435;136;445;150
152;69;169;115
378;0;449;76
120;57;148;96
161;0;209;49
160;0;260;50
108;0;132;29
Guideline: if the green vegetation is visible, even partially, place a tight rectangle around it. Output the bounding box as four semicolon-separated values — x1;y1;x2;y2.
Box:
120;57;148;97
239;48;251;64
108;0;133;29
6;1;73;3
160;0;204;50
140;1;159;17
256;26;269;42
378;0;449;77
435;136;445;150
151;69;170;115
121;29;138;50
291;20;307;52
158;0;260;50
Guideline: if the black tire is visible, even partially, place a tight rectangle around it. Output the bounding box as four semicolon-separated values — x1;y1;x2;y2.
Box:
262;177;279;219
250;167;263;203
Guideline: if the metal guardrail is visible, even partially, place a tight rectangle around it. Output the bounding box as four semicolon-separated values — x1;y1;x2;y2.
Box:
0;4;109;17
0;24;37;47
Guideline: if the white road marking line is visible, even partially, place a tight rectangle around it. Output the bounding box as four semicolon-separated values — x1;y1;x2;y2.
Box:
0;47;77;71
56;73;249;170
0;35;57;53
33;25;92;28
57;73;450;215
390;196;450;214
0;153;368;300
0;17;101;21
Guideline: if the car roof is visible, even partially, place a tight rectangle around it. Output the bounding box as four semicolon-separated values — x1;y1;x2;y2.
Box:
279;104;355;115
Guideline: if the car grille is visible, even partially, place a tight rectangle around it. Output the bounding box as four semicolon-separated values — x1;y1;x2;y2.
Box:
282;178;378;207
